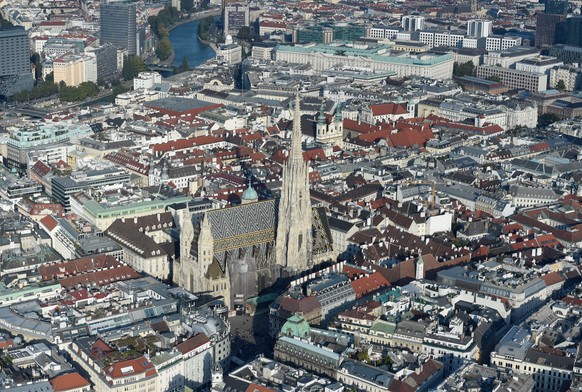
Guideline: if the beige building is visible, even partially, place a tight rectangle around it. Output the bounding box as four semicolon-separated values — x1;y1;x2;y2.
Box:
105;213;174;280
53;55;86;87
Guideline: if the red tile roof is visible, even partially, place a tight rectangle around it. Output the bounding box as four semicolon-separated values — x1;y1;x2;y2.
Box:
246;384;277;392
151;135;225;155
39;254;121;281
370;103;408;116
351;272;389;299
31;160;51;178
104;357;156;380
529;142;550;153
343;119;385;134
388;128;433;148
58;266;140;289
543;272;565;287
50;372;90;392
176;333;210;354
278;295;321;314
40;215;59;232
561;296;582;306
70;289;90;301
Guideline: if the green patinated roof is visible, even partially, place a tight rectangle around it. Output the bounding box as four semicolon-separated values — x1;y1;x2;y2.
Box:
242;185;258;201
281;314;311;338
370;320;396;335
376;288;402;303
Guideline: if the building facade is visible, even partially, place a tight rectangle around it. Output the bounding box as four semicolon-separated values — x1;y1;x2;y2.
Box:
402;15;425;32
467;19;492;38
274;43;454;79
223;3;249;36
476;65;547;92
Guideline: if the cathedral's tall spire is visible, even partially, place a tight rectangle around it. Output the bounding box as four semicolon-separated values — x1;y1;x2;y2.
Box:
292;92;303;160
276;91;313;273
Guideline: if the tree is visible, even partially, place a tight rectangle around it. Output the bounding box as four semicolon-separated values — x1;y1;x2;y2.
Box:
45;72;54;83
59;86;78;102
538;113;560;128
555;79;567;91
11;81;58;101
156;36;172;61
122;56;147;80
133;56;147;74
0;14;13;28
178;56;190;72
77;81;99;100
237;26;253;41
379;355;392;367
453;61;475;77
198;16;215;40
122;56;135;81
181;0;194;12
355;350;369;362
30;53;43;80
148;7;180;38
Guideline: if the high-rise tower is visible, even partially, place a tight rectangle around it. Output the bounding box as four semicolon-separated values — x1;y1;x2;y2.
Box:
100;1;137;55
0;26;33;97
276;92;313;273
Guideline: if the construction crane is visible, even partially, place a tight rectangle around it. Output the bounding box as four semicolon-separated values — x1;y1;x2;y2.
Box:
394;179;436;209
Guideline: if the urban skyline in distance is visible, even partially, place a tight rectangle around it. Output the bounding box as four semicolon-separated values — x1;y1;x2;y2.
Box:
2;0;582;391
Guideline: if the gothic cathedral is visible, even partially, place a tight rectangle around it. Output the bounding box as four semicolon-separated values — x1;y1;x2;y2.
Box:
174;92;333;309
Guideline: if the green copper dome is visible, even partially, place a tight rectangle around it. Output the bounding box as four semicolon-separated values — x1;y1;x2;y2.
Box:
242;183;258;201
281;314;311;338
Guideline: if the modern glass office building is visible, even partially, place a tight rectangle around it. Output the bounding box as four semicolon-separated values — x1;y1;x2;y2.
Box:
0;26;33;97
99;1;137;55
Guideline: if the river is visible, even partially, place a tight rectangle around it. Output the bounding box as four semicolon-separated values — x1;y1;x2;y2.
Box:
169;19;216;69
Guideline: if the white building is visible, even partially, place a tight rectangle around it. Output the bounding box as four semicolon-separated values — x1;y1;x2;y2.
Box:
467;19;492;38
418;30;465;48
462;36;485;49
216;43;242;65
491;327;573;392
483;49;539;68
549;65;582;91
401;15;425;32
515;56;563;75
274;43;454;80
422;317;478;374
84;55;97;83
176;334;214;390
509;185;559;208
366;26;406;41
485;35;522;51
133;72;162;90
